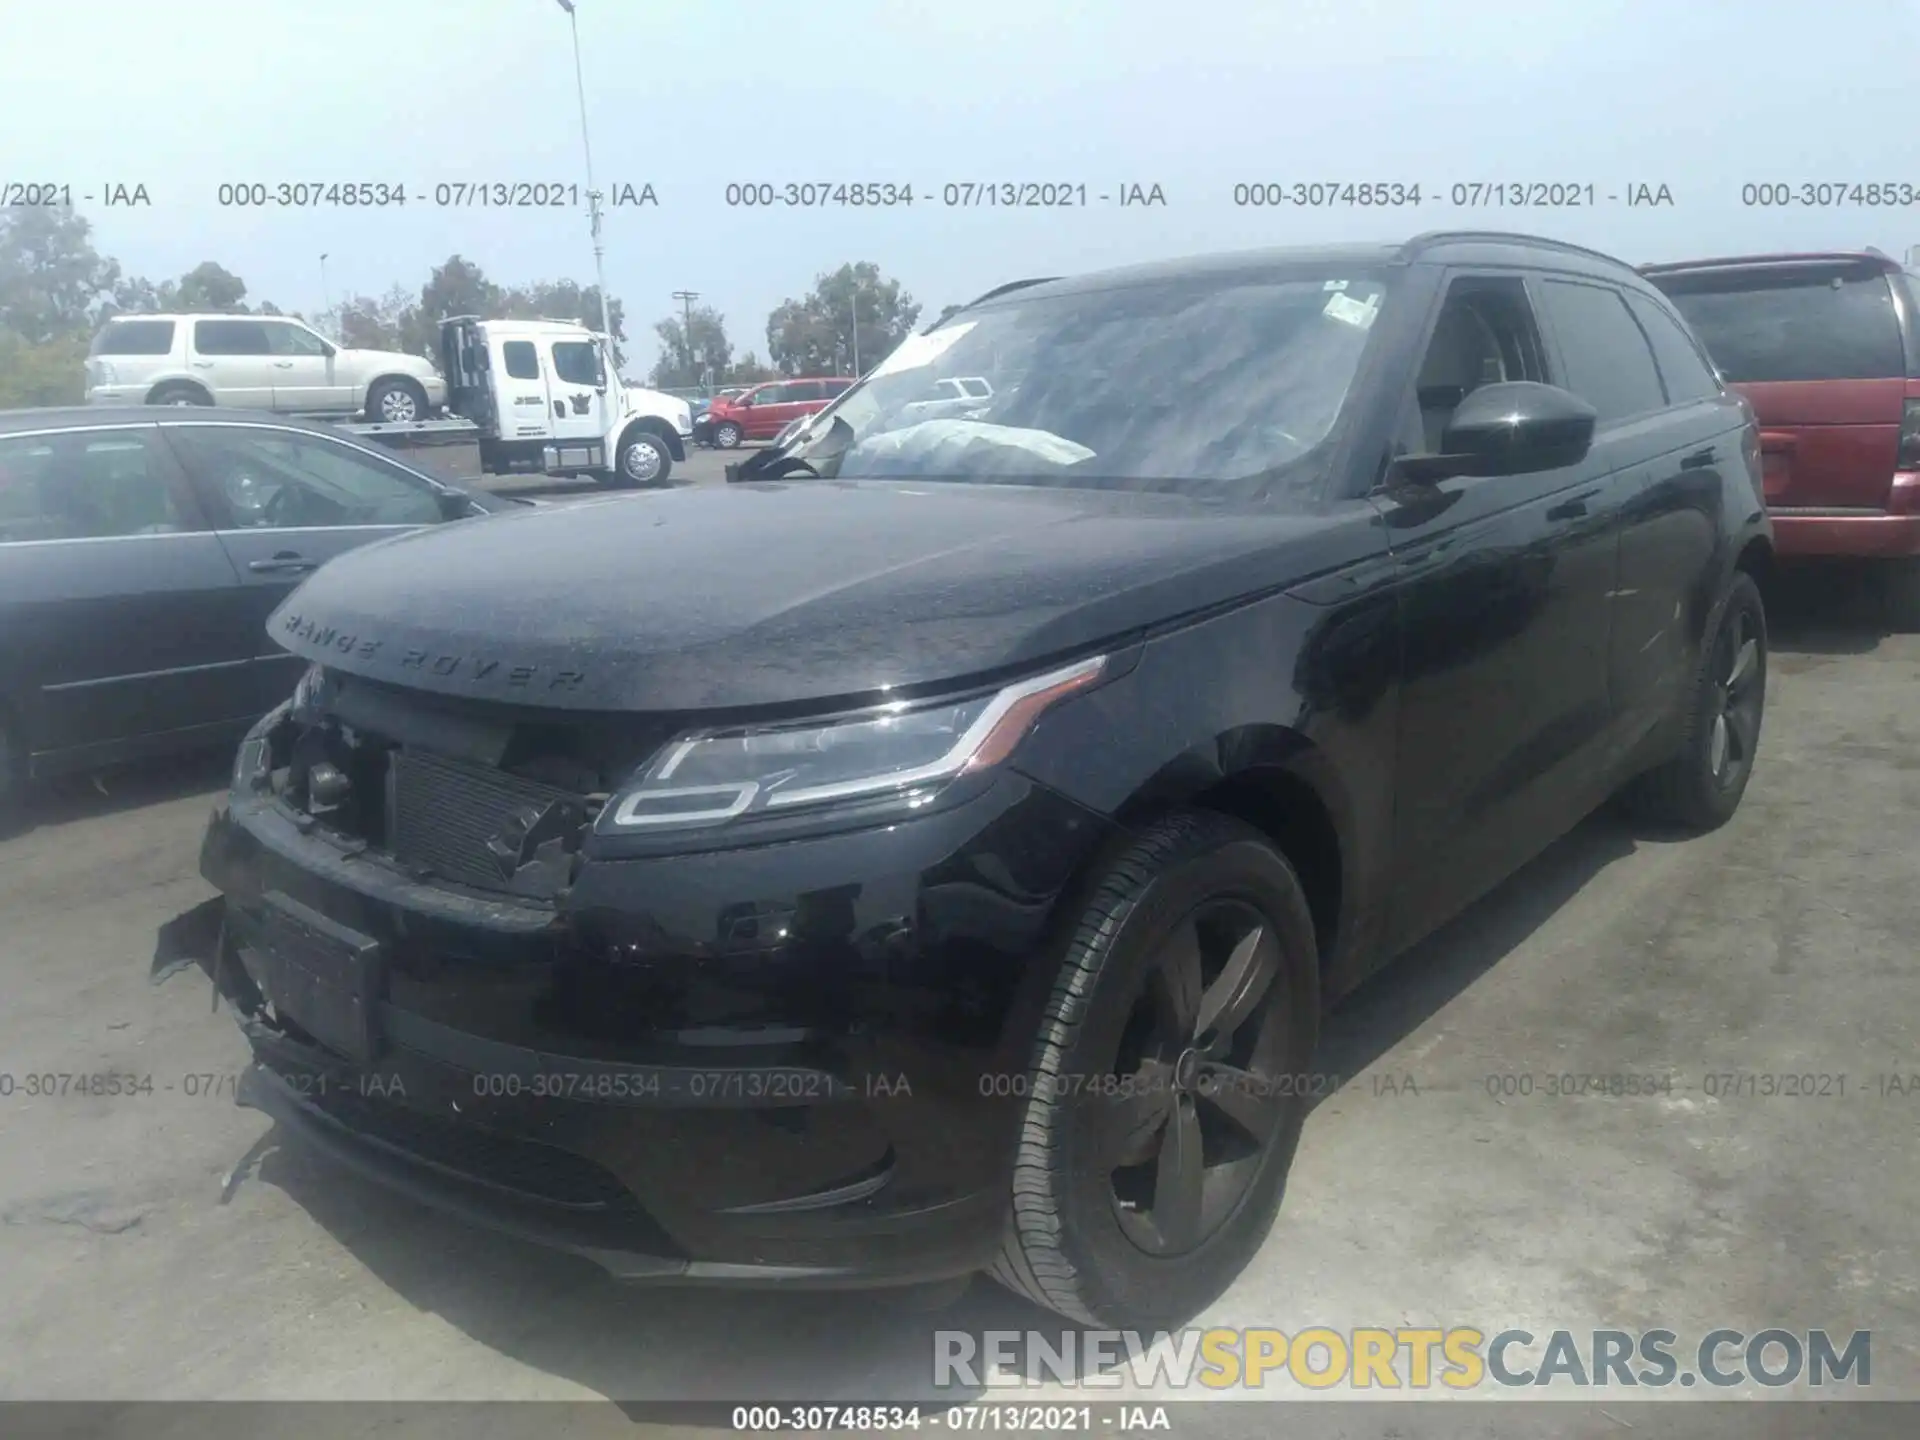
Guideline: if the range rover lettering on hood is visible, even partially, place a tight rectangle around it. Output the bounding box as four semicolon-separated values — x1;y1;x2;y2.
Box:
262;481;1364;712
278;612;588;692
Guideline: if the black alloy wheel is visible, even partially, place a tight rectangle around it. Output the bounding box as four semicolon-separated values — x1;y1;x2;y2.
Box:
1096;898;1292;1256
993;810;1320;1329
1621;570;1767;831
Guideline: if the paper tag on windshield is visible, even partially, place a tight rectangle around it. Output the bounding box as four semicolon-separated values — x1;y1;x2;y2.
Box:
1323;292;1379;328
870;322;976;379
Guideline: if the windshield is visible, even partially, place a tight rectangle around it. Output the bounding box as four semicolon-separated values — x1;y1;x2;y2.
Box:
780;271;1391;495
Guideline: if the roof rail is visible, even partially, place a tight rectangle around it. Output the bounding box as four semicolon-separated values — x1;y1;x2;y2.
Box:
927;276;1062;330
1403;230;1634;270
1639;251;1893;275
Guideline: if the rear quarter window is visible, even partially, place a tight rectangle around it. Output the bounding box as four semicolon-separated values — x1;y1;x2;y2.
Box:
1653;266;1906;383
91;320;176;356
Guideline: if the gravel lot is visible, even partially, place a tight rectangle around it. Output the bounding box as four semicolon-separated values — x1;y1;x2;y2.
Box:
0;559;1914;1436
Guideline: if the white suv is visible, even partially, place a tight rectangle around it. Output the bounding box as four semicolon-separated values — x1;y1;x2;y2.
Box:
84;314;447;422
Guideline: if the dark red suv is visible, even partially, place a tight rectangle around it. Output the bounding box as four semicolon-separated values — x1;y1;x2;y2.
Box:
705;376;855;448
1642;251;1920;625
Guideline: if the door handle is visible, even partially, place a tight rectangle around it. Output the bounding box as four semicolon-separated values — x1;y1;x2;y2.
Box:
273;361;294;369
1680;447;1716;470
248;553;317;574
1546;488;1598;522
191;360;214;368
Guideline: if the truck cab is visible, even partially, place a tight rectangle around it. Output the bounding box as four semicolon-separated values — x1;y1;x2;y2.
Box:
439;317;691;486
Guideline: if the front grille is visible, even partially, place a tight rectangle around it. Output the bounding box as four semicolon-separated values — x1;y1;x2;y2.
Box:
388;749;587;895
305;1082;639;1211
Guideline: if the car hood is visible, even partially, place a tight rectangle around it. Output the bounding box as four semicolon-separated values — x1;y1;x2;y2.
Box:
342;347;437;377
268;479;1372;712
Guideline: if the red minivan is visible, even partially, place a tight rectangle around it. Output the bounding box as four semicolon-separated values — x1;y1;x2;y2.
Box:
1642;252;1920;625
706;376;856;448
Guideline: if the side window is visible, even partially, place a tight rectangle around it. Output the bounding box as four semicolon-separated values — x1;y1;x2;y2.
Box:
265;323;329;357
1653;266;1906;383
1411;276;1550;453
90;320;176;357
550;341;601;386
501;341;540;380
167;426;443;529
1537;280;1666;423
193;320;272;356
959;378;993;398
822;379;853;397
1625;293;1723;404
754;383;794;404
0;429;185;542
788;381;826;403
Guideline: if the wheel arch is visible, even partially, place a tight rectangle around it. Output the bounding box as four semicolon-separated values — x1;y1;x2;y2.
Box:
363;373;429;409
145;377;212;404
618;414;685;462
1108;724;1354;973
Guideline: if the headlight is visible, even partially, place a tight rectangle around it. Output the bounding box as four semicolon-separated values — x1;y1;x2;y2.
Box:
597;655;1106;833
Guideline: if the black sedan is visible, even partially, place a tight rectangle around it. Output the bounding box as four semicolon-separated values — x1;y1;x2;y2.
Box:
194;233;1770;1330
0;407;520;814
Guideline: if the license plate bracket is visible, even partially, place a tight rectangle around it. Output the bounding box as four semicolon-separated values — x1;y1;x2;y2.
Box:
245;891;386;1065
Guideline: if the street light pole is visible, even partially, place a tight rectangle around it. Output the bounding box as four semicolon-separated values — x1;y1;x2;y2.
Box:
319;253;331;335
850;294;860;377
555;0;614;347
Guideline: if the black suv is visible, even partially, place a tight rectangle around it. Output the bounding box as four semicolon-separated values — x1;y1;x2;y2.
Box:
195;232;1771;1330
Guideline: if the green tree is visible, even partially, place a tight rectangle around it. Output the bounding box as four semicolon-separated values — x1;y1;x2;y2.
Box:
767;262;921;377
396;255;501;358
0;328;87;406
174;261;249;312
502;279;628;367
325;285;414;350
0;205;123;344
724;350;779;385
649;304;734;388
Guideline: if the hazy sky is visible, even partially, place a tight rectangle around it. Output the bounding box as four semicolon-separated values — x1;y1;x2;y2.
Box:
6;0;1919;372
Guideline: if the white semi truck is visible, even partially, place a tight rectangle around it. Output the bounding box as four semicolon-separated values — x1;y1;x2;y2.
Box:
342;316;691;486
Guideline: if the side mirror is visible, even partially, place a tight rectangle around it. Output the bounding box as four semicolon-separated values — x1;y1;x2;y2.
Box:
320;341;336;358
1396;381;1597;483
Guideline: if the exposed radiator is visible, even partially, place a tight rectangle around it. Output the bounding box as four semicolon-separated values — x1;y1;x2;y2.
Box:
387;749;587;896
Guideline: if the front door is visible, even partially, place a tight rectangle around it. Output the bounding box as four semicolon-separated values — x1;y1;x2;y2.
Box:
1382;273;1630;952
547;337;609;444
160;422;455;716
266;320;352;413
491;338;553;440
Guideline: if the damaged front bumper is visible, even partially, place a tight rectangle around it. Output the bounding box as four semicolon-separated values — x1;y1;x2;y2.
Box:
194;707;1115;1288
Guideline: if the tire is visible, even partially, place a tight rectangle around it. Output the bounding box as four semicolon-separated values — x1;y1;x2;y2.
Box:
612;429;673;487
366;378;426;424
713;421;743;449
991;810;1320;1330
1620;571;1767;832
1881;557;1920;633
147;382;211;407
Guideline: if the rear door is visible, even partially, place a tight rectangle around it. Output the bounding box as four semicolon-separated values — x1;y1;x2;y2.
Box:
190;319;277;409
160;421;456;714
0;423;247;763
1651;260;1909;511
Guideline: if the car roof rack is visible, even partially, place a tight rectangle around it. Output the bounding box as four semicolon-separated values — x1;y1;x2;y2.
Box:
1402;230;1636;270
927;277;1062;330
1640;251;1893;274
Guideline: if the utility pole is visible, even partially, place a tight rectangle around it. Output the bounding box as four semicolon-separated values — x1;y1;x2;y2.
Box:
850;293;860;377
672;289;700;382
555;0;614;346
319;254;331;335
